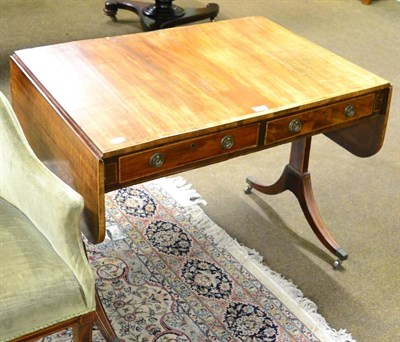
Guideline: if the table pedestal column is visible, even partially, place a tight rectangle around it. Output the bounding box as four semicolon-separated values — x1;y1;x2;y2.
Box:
245;137;348;268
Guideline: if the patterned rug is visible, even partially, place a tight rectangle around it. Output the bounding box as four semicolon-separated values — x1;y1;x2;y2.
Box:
46;177;354;342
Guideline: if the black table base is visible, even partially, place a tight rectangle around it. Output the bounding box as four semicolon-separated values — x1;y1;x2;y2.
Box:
104;0;219;31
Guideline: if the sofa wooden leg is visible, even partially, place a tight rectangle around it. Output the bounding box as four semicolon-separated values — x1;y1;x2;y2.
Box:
95;290;120;342
72;313;95;342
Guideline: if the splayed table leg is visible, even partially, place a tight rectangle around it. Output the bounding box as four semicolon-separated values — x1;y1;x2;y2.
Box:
245;137;348;268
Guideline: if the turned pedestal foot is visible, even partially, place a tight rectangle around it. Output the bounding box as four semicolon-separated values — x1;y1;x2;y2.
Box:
245;137;348;267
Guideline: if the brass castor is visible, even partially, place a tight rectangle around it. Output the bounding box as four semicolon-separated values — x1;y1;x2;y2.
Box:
333;259;343;269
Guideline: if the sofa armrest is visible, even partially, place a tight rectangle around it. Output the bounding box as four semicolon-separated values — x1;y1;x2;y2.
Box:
0;92;95;311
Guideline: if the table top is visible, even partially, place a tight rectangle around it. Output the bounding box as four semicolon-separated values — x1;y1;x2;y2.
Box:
13;16;389;159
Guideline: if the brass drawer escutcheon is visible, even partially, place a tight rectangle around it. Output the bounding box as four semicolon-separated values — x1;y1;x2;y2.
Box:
149;153;165;168
221;135;234;150
344;104;356;117
288;119;303;133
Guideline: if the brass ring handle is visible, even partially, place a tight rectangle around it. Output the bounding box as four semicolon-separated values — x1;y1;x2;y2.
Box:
149;153;165;168
344;104;356;117
288;119;303;133
221;135;234;150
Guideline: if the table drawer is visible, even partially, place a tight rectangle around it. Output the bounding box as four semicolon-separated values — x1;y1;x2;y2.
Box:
265;94;375;145
119;124;260;183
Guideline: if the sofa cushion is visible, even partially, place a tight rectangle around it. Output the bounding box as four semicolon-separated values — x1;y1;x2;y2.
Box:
0;198;88;341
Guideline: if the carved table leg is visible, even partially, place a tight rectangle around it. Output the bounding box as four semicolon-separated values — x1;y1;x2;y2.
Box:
104;1;219;31
245;137;348;267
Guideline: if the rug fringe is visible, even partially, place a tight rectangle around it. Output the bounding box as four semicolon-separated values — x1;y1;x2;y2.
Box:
187;205;356;342
150;177;207;207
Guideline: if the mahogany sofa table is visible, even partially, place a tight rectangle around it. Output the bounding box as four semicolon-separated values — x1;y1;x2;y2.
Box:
10;17;391;267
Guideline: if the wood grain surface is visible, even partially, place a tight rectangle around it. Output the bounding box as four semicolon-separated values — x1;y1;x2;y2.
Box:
12;16;389;158
10;59;105;243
